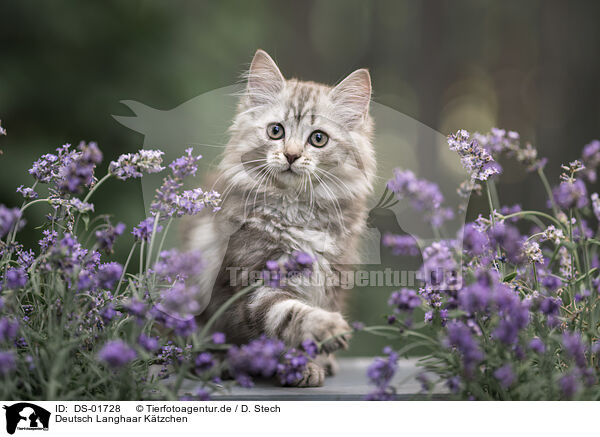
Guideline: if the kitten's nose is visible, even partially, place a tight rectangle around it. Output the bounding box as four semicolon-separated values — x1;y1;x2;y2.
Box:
284;152;301;165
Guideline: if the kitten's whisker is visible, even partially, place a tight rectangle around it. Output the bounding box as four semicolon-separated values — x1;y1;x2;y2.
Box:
220;162;270;203
210;159;267;193
243;168;269;218
251;166;273;213
185;141;230;148
263;167;276;206
312;172;346;231
307;174;315;218
316;168;354;197
244;166;272;218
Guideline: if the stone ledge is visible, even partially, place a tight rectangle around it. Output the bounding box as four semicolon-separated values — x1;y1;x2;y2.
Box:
176;358;448;401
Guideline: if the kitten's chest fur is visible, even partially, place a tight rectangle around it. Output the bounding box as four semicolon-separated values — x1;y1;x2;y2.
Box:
217;190;366;307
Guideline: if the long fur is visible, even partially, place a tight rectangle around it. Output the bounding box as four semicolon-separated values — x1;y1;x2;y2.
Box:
187;50;375;384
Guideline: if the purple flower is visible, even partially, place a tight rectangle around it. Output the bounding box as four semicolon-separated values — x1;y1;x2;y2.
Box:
0;318;19;343
123;299;148;320
382;233;420;256
169;148;202;179
132;217;163;242
212;332;226;344
301;339;318;358
559;373;579;399
388;288;421;312
147;149;220;218
0;206;22;239
365;347;398;400
150;306;197;337
57;142;102;194
16;248;35;270
264;252;315;288
109;149;165;180
420;241;458;288
96;262;123;290
540;296;561;316
575;289;590;302
500;204;522;222
227;336;285;381
4;267;27;289
446;376;461;394
444;321;483;377
95;223;125;253
174;188;221;216
138;334;159;352
98;340;137;368
460;223;489;256
581;140;600;182
447;129;502;181
277;348;309;386
541;275;562;292
459;283;491;314
488;223;526;264
562;332;587;369
29;149;66;184
16;185;38;200
493;364;515;389
352;321;365;331
195;352;215;372
387;169;453;228
101;305;117;323
39;229;58;252
529;338;546;354
154;249;203;283
158;282;202;317
0;350;16;375
552;179;588;210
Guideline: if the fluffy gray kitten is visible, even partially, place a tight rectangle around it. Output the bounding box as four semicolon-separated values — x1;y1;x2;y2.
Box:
189;49;375;386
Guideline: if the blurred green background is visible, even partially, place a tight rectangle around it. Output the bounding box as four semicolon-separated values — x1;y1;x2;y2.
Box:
1;0;599;355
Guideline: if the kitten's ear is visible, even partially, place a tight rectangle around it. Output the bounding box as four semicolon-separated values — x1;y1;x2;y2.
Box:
330;69;371;126
246;49;285;106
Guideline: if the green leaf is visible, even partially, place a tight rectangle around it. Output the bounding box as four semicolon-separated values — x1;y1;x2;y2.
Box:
503;272;518;282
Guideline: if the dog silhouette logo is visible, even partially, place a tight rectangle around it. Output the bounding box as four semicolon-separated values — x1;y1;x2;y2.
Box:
3;403;50;434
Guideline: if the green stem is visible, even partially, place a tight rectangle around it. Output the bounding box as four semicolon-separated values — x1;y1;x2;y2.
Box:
74;173;112;232
502;210;566;230
139;241;145;279
4;198;51;248
486;181;503;275
146;213;161;273
82;173;112;204
537;167;559;216
154;217;173;266
115;242;139;295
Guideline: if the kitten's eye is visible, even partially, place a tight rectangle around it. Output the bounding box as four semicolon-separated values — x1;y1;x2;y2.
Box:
267;123;285;140
308;130;329;147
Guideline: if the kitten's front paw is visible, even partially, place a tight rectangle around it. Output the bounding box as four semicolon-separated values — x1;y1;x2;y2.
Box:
314;354;339;376
294;362;325;387
303;309;352;354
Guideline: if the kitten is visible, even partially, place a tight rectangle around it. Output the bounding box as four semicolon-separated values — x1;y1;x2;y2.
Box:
189;49;375;386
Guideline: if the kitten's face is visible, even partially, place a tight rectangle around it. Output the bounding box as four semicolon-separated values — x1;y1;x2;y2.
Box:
223;50;375;203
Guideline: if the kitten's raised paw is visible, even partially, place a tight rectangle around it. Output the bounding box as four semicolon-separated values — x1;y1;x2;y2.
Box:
303;309;352;354
294;362;325;387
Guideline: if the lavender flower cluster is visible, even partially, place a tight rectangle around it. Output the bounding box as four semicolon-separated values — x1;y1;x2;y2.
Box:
0;125;321;400
365;128;600;400
386;169;453;228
